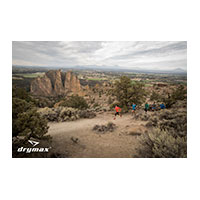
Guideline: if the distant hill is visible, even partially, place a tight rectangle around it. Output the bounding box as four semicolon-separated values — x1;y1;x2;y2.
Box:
173;68;187;73
13;65;187;74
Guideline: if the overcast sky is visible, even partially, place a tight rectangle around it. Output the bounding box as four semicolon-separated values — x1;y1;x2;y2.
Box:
12;41;187;71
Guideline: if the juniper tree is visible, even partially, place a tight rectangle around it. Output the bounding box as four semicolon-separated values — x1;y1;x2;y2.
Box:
12;98;49;138
112;76;146;112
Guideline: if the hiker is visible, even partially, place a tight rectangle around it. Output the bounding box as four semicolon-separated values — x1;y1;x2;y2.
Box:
114;105;122;120
160;103;166;109
152;102;156;111
132;103;136;115
144;102;149;113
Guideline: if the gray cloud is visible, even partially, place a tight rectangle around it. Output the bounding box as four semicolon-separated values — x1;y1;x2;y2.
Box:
12;41;187;70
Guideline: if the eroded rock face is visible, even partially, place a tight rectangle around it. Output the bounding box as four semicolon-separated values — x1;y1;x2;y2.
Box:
30;74;53;96
46;70;64;95
30;70;83;96
64;71;82;95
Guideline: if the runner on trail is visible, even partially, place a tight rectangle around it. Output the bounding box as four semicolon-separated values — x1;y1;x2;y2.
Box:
160;103;166;109
152;102;156;111
114;105;122;120
144;102;149;113
132;103;136;115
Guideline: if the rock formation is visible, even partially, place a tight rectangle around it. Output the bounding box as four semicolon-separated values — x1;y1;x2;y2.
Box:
30;70;84;96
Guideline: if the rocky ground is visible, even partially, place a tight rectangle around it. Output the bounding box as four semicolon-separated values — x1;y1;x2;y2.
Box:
48;111;149;158
46;102;186;158
13;104;186;158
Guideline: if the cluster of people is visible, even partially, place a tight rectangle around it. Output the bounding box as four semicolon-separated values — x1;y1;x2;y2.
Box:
114;102;166;119
144;102;166;112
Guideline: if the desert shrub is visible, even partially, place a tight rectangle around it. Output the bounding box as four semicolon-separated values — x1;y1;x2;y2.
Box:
159;111;187;137
161;85;187;108
93;102;99;108
12;98;34;119
146;121;153;127
134;112;150;121
59;95;88;110
13;98;34;137
136;128;187;158
12;87;33;102
171;85;187;101
79;110;96;119
150;91;162;102
161;94;175;109
12;86;48;107
107;122;116;130
33;97;55;108
14;109;49;139
112;76;146;112
140;114;150;121
38;107;96;122
93;122;116;133
138;108;187;157
12;97;51;158
12;98;49;139
159;110;174;120
38;107;59;121
171;100;187;109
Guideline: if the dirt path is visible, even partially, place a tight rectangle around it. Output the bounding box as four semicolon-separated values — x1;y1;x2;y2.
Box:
48;112;146;158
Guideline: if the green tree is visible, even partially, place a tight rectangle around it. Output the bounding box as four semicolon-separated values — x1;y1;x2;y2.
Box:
12;98;34;120
15;109;49;139
12;87;33;102
12;98;49;138
112;76;146;111
60;95;89;110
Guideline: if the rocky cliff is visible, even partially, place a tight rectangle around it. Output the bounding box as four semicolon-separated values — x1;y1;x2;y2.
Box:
30;70;84;96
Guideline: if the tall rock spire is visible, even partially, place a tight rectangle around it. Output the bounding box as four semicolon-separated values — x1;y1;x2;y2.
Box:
30;70;83;96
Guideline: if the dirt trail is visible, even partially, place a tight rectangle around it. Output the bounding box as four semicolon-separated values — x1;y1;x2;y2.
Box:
48;112;146;158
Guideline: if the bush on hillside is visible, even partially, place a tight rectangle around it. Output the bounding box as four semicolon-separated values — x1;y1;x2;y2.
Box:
38;106;96;122
12;98;34;119
136;108;187;158
136;128;187;158
14;109;49;139
59;95;89;110
12;98;49;139
150;91;162;102
171;85;187;101
161;85;187;108
12;87;33;102
93;122;116;134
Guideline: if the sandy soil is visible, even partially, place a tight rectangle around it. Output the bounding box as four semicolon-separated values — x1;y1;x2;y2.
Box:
48;112;147;158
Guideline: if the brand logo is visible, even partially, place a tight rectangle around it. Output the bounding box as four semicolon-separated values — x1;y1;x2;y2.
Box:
17;139;51;154
28;140;39;147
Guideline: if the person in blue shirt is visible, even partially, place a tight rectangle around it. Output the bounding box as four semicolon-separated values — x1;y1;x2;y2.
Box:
132;103;136;115
152;102;156;111
160;103;166;109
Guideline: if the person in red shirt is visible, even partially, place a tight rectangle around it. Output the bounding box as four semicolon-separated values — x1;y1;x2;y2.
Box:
114;105;122;120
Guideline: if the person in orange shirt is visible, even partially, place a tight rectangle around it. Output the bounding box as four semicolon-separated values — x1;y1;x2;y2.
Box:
114;105;122;120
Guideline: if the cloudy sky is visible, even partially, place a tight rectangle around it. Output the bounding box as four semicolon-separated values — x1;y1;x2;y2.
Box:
12;41;187;71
